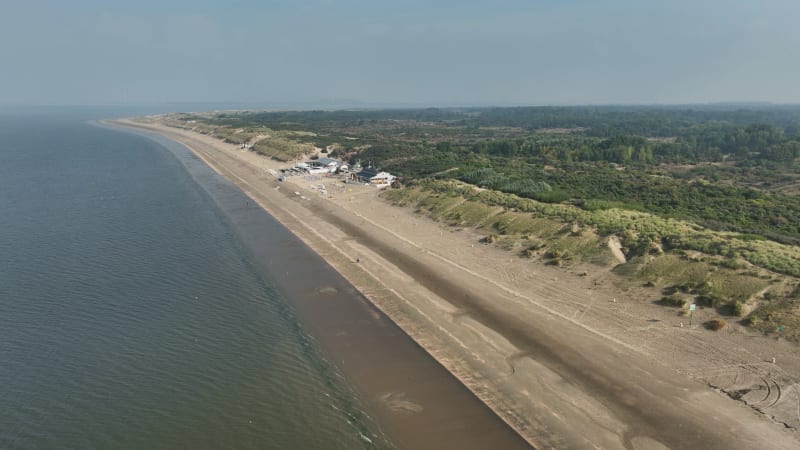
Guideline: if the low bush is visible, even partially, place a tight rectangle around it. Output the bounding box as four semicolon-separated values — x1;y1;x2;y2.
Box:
480;234;498;244
704;319;727;331
658;294;686;307
696;294;725;308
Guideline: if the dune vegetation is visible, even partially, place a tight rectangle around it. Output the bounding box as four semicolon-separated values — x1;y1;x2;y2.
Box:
383;179;799;337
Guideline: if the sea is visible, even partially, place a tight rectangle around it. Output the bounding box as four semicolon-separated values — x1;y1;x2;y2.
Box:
0;109;389;449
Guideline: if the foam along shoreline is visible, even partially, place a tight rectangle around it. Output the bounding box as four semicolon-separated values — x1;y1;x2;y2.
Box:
99;120;533;450
106;118;800;450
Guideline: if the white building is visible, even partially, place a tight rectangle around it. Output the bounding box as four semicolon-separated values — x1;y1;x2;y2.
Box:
369;171;396;188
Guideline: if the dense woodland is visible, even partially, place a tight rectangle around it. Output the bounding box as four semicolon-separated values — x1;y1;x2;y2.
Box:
185;105;800;244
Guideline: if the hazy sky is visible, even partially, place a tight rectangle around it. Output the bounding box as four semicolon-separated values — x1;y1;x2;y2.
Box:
1;0;798;106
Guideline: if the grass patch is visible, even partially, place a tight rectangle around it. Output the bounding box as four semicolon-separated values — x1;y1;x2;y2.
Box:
490;212;562;236
420;195;464;221
252;136;313;161
442;201;501;227
636;254;709;288
383;188;426;207
745;299;800;341
635;254;767;316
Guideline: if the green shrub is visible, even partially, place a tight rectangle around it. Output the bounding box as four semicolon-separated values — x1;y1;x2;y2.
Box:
544;248;569;259
696;294;724;308
714;259;748;270
658;295;686;307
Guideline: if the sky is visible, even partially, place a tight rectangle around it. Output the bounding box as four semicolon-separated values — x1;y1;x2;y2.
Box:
1;0;798;106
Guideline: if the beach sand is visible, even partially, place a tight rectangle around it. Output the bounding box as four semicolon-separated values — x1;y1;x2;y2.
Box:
110;118;800;449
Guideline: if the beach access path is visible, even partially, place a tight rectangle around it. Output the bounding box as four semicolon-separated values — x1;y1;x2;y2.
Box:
112;118;800;450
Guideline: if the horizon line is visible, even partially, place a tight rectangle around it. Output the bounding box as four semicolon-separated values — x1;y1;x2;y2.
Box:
3;100;800;111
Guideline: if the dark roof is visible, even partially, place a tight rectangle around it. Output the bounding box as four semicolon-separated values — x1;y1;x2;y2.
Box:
355;167;379;179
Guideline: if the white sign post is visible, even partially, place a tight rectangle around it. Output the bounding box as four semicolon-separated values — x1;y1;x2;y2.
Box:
689;303;696;326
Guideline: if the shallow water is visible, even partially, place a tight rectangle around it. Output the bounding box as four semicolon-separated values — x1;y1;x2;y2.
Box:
0;113;387;449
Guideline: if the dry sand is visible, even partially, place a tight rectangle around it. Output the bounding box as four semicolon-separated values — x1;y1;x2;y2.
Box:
111;118;800;449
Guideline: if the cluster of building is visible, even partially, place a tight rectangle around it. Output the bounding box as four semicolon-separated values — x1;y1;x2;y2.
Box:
282;157;396;189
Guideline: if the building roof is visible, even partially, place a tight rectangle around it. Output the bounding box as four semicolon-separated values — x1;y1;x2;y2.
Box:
356;167;380;179
316;157;339;166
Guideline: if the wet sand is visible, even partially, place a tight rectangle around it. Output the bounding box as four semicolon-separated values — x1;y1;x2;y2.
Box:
102;121;532;450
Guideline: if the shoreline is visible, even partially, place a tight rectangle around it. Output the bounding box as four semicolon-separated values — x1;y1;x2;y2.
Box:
106;118;800;449
99;119;533;450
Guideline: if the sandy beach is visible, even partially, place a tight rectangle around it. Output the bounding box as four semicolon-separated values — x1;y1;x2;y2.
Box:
110;117;800;449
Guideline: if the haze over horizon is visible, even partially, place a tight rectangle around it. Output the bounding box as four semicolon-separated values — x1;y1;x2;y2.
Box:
1;0;798;107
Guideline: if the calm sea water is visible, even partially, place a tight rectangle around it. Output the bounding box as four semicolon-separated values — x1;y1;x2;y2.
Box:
0;112;388;449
